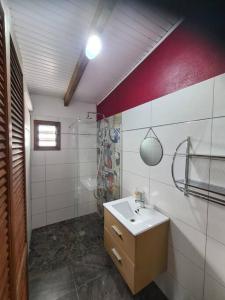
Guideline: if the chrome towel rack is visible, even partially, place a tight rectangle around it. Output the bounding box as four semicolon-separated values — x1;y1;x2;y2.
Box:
171;137;225;206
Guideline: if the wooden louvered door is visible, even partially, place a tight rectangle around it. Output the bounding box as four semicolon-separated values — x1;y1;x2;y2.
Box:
9;37;28;299
0;4;11;300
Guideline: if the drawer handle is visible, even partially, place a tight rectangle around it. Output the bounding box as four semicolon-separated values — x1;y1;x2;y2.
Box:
111;248;122;263
111;225;123;239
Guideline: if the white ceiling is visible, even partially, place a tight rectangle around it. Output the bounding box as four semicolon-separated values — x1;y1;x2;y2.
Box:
8;0;179;103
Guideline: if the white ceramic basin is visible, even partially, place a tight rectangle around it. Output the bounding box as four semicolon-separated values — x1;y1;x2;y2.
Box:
103;196;169;236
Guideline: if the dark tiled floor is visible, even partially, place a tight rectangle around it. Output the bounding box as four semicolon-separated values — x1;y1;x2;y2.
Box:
29;213;167;300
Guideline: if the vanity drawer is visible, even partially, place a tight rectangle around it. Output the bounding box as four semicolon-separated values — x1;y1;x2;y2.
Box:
104;227;135;293
104;208;135;261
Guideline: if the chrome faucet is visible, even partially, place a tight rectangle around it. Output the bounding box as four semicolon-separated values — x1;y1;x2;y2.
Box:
135;194;145;208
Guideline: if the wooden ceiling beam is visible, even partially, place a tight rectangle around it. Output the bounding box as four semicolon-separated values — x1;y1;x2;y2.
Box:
64;0;116;106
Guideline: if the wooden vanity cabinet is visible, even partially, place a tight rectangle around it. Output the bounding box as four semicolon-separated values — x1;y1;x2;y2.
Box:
104;208;169;294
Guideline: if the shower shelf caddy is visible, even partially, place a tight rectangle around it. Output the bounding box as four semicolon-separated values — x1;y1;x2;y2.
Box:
171;137;225;206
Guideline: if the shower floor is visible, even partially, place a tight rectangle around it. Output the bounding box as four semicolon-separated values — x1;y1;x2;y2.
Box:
29;213;167;300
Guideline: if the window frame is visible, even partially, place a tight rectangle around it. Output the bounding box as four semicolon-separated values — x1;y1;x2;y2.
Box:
34;120;61;151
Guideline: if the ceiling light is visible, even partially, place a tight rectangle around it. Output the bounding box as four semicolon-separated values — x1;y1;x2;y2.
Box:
85;34;102;60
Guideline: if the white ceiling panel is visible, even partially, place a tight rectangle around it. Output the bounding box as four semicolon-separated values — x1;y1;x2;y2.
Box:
8;0;98;97
74;0;180;104
8;0;180;102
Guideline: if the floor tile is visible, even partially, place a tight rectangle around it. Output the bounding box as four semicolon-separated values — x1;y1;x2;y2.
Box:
29;213;167;300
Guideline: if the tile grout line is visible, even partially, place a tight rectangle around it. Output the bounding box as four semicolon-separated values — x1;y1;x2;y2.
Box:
202;77;216;300
121;114;225;133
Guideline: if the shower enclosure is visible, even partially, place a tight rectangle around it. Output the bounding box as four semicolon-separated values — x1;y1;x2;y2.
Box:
69;112;122;217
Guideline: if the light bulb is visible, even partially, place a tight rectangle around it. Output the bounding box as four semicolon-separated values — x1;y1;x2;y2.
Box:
85;34;102;60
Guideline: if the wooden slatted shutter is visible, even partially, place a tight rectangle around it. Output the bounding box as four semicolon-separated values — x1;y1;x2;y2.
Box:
0;5;11;300
9;37;28;299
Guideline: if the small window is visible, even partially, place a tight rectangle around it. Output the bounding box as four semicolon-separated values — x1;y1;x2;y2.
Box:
34;120;61;151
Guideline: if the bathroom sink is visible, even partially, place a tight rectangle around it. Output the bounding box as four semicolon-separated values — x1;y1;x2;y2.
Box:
103;196;169;236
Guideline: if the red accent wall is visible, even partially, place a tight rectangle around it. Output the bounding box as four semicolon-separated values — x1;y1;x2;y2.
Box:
97;21;225;118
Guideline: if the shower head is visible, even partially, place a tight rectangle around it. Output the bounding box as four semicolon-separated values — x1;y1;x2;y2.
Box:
87;112;106;120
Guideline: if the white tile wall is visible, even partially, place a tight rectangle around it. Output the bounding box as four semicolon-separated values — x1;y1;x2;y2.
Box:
151;78;214;126
207;203;225;245
150;179;208;233
30;94;97;229
155;119;212;156
79;162;97;177
47;206;75;225
213;73;225;118
211;117;225;156
31;182;45;199
122;170;150;203
121;74;225;299
46;164;76;181
122;101;151;130
204;274;225;300
31;166;45;182
122;128;148;152
122;151;150;178
205;237;225;286
156;272;196;300
32;213;46;229
168;217;206;269
46;193;75;211
167;246;204;300
32;197;45;215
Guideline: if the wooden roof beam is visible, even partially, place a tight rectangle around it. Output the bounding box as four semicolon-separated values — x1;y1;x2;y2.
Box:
64;0;116;106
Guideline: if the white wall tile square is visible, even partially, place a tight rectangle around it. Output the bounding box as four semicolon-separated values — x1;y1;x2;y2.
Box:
152;78;214;126
31;166;45;182
46;178;76;196
211;117;225;156
46;192;75;211
78;149;97;163
31;151;45;165
32;213;46;229
150;180;208;233
122;170;150;204
78;135;97;149
155;119;212;156
46;164;76;181
169;217;206;269
79;162;97;177
61;134;77;149
207;203;225;245
206;237;225;286
213;73;225;118
204;274;225;300
122;101;151;130
60;117;77;134
32;197;46;215
167;246;204;300
31;181;45;199
122;151;150;178
122;128;147;152
78;123;97;135
45;149;77;164
47;207;75;225
78;201;97;217
150;154;185;186
210;160;225;188
156;272;196;300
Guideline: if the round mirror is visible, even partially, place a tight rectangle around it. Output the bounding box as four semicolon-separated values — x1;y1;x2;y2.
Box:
140;137;163;166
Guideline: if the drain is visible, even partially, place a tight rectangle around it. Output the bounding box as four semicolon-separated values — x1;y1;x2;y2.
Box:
130;219;135;222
